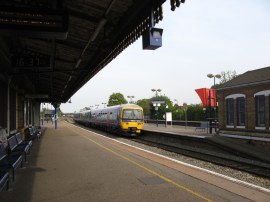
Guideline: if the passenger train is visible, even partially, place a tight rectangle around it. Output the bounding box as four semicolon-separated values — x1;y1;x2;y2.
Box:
74;104;144;136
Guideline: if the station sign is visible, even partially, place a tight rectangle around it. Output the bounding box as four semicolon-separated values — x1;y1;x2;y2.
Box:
12;55;50;68
152;100;165;104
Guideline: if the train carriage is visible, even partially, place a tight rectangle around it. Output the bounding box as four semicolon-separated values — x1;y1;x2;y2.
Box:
74;104;144;136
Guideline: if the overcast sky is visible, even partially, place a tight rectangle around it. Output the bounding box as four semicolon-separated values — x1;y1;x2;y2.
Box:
60;0;270;113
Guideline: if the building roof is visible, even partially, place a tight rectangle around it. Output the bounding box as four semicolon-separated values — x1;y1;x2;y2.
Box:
216;66;270;90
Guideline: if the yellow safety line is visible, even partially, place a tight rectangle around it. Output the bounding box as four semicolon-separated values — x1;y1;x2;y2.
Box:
79;133;214;202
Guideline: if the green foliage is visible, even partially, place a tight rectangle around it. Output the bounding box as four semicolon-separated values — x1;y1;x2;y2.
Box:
40;107;46;117
107;93;128;106
187;104;207;121
211;70;237;89
150;96;174;120
220;70;237;83
58;108;62;116
172;107;185;120
80;107;90;111
136;99;151;117
101;92;215;122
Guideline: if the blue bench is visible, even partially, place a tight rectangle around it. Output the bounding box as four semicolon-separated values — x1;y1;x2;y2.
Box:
31;127;42;139
8;135;30;162
15;132;33;150
0;143;23;181
195;122;208;132
25;127;41;141
0;171;9;191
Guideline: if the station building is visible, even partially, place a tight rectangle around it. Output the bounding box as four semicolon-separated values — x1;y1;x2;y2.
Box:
216;66;270;134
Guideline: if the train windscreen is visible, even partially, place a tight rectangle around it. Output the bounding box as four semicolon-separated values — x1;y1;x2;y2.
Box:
122;109;143;121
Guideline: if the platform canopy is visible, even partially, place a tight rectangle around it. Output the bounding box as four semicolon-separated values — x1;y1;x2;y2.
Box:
0;0;185;105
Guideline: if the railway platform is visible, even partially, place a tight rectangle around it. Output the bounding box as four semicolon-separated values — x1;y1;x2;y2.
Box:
0;120;269;201
143;123;270;163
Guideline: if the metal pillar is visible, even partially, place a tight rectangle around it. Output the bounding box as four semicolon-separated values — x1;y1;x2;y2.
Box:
7;77;11;135
164;99;167;128
209;89;212;134
54;107;58;129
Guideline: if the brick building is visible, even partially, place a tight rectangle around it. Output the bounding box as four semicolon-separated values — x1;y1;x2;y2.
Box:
216;66;270;134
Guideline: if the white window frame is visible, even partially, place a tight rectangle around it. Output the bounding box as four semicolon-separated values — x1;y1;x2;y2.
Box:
225;94;246;129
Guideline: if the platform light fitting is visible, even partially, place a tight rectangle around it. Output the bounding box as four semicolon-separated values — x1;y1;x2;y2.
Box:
142;27;163;50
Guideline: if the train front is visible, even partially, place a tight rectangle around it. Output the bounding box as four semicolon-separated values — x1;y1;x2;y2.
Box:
120;105;144;136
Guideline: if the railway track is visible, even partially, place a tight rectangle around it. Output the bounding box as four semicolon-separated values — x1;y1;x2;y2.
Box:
132;137;270;179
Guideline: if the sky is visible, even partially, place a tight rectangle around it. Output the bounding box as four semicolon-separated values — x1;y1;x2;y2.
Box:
60;0;270;113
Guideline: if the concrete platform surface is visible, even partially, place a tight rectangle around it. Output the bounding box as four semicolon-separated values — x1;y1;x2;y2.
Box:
0;121;269;202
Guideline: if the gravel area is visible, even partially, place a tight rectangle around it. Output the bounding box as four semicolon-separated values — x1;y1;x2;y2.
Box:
117;137;270;190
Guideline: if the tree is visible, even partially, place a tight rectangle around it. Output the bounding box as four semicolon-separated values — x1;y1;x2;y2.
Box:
172;105;185;120
80;107;90;111
220;70;237;83
40;107;46;118
107;93;128;106
213;70;237;89
149;96;174;120
186;104;206;121
136;99;151;118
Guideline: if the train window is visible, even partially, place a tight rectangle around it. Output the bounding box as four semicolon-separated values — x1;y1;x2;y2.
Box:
122;109;143;121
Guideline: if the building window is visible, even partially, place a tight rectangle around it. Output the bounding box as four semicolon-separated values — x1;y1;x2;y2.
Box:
236;97;245;126
255;95;265;127
226;98;234;125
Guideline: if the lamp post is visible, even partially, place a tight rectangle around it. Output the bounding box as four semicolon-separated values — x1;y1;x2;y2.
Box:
153;102;160;127
102;102;106;108
127;96;134;104
174;99;181;120
207;73;221;87
183;103;188;129
207;73;221;133
151;88;161;97
151;88;161;127
95;104;99;109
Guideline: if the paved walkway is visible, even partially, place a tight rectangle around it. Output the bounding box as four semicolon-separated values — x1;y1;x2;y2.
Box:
0;119;269;202
143;123;270;142
1;121;270;202
143;123;213;137
1;122;214;202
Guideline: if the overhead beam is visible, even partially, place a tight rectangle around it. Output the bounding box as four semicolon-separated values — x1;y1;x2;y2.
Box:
0;6;69;39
